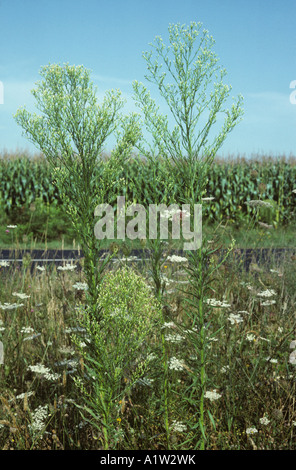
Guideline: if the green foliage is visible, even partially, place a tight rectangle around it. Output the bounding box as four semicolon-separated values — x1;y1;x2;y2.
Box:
13;62;142;319
133;21;244;204
2;155;296;231
73;266;162;449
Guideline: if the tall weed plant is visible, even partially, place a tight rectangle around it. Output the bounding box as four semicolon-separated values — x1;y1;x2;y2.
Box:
132;21;244;449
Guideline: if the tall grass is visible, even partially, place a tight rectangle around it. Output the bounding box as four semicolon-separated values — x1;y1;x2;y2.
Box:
0;226;296;449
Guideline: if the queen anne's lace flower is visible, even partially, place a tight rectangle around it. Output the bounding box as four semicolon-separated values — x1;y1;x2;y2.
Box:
246;427;258;435
204;390;222;401
257;289;276;298
168;356;185;371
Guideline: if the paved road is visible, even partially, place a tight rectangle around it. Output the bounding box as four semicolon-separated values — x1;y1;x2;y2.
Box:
0;247;295;272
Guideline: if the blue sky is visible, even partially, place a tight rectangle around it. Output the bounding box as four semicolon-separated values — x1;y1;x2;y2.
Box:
0;0;296;158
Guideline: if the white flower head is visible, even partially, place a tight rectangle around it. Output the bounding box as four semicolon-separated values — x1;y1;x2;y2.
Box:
257;289;276;298
0;261;10;267
206;298;231;308
168;356;185;371
171;420;187;433
228;313;244;325
72;282;88;291
13;292;30;300
57;264;77;271
204;389;222;401
246;427;258;435
289;350;296;365
259;417;270;425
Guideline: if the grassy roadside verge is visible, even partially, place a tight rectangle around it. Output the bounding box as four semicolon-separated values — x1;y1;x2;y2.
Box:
0;221;295;252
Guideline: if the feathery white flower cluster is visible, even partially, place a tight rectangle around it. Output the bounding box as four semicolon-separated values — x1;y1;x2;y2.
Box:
259;416;270;425
29;404;49;433
228;313;244;325
28;363;61;381
72;282;88;290
57;264;77;271
206;298;231;308
166;255;188;263
15;391;34;401
20;326;34;335
246;427;258;435
164;333;185;343
257;289;276;298
13;292;30;300
0;260;10;267
0;302;24;310
204;390;222;401
168;356;185;371
171;420;187;432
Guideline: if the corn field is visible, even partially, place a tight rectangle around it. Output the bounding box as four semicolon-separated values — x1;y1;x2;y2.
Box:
0;153;296;226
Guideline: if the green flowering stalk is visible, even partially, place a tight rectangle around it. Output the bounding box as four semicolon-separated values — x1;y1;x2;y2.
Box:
14;63;141;320
73;267;162;449
133;22;244;449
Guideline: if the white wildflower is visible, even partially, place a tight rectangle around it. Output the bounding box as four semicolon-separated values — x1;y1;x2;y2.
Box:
29;404;49;433
204;390;222;401
36;265;45;272
20;326;34;334
13;292;30;299
206;298;231;308
0;260;10;267
72;282;88;290
164;333;184;343
246;333;256;342
171;420;187;432
0;302;24;310
161;322;176;329
57;264;77;271
266;357;278;364
261;300;276;306
257;289;276;298
289;350;296;365
168;356;185;371
7;225;17;229
246;427;258;435
15;391;34;400
228;313;244;325
28;363;61;381
166;255;188;263
259;417;270;425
